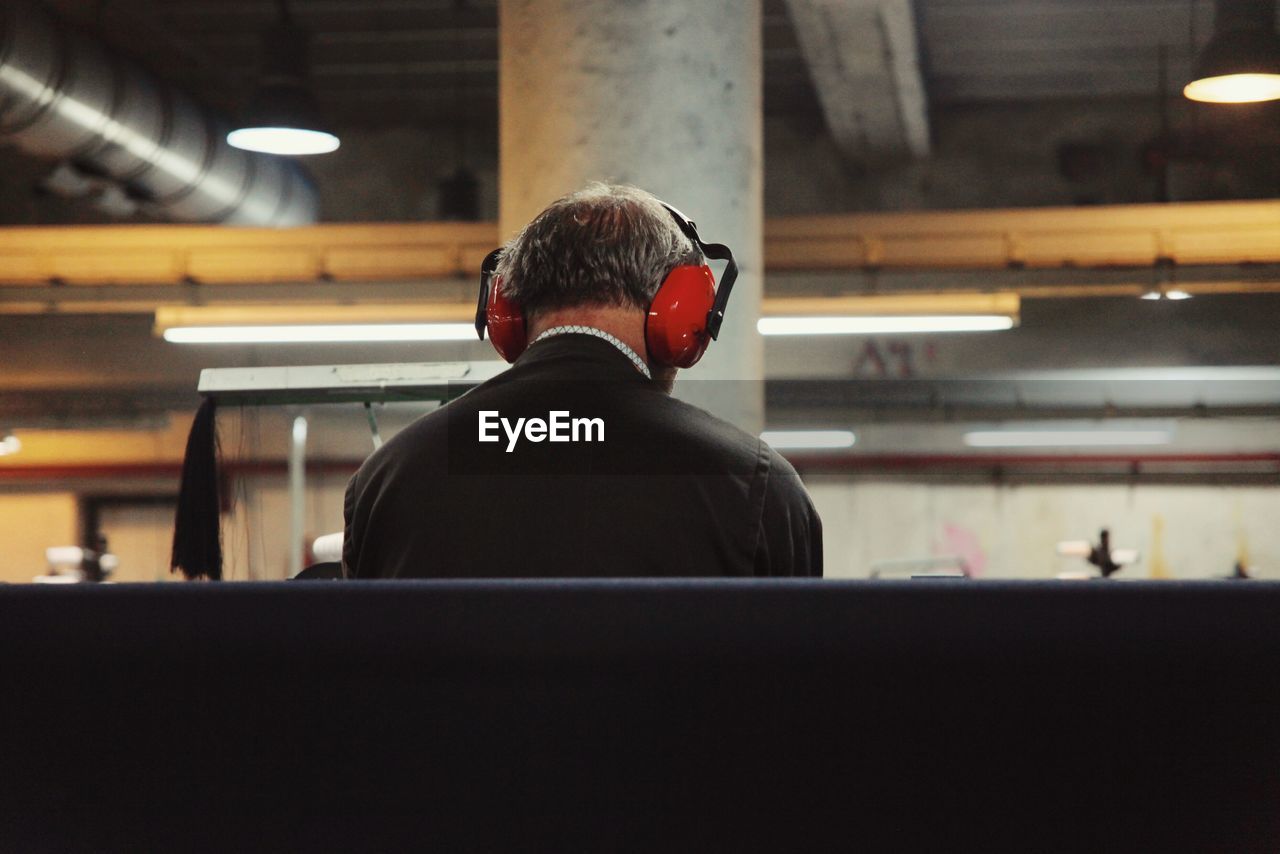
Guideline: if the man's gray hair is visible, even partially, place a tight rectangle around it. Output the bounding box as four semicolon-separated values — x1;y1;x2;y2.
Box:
493;183;703;316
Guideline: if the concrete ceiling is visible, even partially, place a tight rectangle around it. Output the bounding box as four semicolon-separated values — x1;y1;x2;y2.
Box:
42;0;821;127
783;0;931;161
40;0;1216;133
920;0;1215;103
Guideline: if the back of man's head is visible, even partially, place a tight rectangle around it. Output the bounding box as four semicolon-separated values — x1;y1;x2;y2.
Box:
495;184;703;319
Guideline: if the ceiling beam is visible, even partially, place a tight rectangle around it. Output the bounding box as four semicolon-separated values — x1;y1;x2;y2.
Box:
4;266;1279;316
766;199;1280;269
1;200;1277;310
782;0;930;161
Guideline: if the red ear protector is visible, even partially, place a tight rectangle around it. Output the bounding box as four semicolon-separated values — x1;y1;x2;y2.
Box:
474;248;526;363
474;202;738;368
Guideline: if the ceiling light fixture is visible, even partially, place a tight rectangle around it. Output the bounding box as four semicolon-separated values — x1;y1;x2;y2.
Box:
228;1;339;155
1140;288;1193;300
963;429;1173;448
760;430;857;450
1184;0;1280;103
156;295;1019;345
164;323;477;344
0;431;21;456
155;305;478;344
759;316;1015;335
759;293;1019;336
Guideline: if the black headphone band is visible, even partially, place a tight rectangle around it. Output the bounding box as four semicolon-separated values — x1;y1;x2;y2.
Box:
474;247;502;340
659;202;737;341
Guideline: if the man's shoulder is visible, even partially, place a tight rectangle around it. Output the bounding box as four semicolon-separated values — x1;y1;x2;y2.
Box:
671;402;805;491
632;391;766;466
357;372;787;481
658;398;808;496
352;391;468;485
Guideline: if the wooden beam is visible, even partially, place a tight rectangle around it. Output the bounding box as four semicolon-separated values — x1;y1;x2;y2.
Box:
0;222;497;286
765;199;1280;270
0;200;1276;304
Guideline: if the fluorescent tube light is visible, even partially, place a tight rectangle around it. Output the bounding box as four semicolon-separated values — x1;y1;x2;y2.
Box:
964;430;1172;448
760;293;1019;335
761;430;856;449
163;323;477;344
157;294;1017;345
169;316;1015;343
759;315;1015;335
155;305;476;343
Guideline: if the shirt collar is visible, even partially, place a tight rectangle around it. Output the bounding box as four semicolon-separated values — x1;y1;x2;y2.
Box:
529;325;652;380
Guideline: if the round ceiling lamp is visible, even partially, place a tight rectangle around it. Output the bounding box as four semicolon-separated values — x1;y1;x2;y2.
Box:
228;2;339;155
1184;0;1280;103
0;431;21;456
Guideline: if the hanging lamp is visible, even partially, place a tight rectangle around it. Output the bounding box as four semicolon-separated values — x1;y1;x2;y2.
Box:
228;0;340;155
1184;0;1280;103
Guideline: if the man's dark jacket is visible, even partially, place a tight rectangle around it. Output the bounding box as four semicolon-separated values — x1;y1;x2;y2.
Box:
343;334;823;578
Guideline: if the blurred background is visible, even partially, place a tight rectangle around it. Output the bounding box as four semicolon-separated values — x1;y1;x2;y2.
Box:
1;0;1277;582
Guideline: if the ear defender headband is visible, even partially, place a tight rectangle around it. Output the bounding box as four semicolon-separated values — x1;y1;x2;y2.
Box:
474;247;525;363
474;202;738;368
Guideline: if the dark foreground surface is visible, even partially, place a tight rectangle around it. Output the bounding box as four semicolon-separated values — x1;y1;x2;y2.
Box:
3;579;1279;852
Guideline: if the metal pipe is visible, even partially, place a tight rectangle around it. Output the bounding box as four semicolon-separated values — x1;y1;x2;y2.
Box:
364;402;384;451
0;0;317;225
288;413;308;578
786;452;1280;472
2;454;1279;483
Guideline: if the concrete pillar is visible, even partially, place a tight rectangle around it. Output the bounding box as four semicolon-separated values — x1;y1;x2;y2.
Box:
499;0;764;431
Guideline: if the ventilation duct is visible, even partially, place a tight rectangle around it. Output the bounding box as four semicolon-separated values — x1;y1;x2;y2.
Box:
0;0;318;225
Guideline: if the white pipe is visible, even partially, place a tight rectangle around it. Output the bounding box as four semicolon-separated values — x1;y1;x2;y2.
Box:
289;413;308;578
